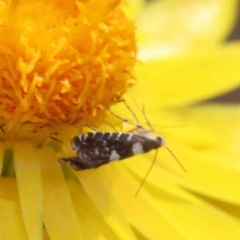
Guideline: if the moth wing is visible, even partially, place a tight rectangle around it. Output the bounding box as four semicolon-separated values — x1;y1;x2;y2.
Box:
72;136;108;151
76;147;112;168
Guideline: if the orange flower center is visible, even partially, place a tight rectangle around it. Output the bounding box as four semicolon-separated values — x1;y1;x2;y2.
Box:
0;0;136;136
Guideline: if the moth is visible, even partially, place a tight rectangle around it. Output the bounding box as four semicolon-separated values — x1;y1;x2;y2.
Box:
59;99;186;195
58;130;165;171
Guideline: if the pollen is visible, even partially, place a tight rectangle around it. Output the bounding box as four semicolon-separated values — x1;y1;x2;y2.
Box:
0;0;136;135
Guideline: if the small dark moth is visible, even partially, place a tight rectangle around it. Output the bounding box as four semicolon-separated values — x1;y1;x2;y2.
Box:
58;130;164;171
59;99;186;196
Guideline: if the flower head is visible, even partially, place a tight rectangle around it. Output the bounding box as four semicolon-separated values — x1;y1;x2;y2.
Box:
0;0;137;239
1;0;240;240
0;0;136;138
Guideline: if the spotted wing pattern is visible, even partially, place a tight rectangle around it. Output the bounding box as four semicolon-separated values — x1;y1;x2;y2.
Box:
59;132;163;170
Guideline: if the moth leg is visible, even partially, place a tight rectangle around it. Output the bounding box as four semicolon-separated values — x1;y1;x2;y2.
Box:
108;108;142;128
59;156;106;171
58;157;78;163
58;157;84;171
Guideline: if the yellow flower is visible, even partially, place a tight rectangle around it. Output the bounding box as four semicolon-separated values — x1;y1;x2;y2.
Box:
0;0;136;239
1;1;240;240
114;1;240;239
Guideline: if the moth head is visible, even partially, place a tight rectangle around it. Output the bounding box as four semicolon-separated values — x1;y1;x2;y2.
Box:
156;136;165;146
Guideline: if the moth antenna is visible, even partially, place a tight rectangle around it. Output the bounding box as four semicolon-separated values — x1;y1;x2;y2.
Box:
142;105;154;132
134;148;159;198
121;99;140;125
104;121;118;132
130;95;142;112
163;145;187;172
131;96;154;132
82;122;98;132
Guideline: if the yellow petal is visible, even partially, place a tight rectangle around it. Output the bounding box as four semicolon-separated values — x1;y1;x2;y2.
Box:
122;0;145;20
103;164;191;240
103;163;240;240
137;0;238;58
39;147;83;240
0;178;29;240
163;104;240;204
75;169;137;240
68;180;123;240
162;104;240;168
118;104;240;205
43;229;50;240
110;99;240;208
167;147;240;205
158;194;240;240
135;42;240;106
14;142;42;240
